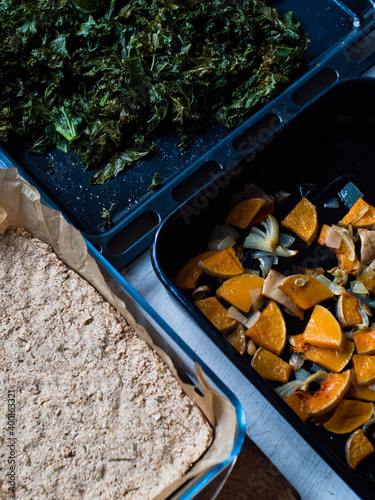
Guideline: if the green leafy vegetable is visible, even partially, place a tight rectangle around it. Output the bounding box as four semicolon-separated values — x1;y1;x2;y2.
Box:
100;202;116;227
149;171;161;191
0;0;309;184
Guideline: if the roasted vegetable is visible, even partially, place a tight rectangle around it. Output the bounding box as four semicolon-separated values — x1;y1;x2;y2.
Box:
174;182;375;470
0;0;308;184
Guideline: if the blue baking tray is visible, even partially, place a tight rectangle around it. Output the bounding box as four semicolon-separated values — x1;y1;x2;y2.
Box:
151;76;375;500
2;1;375;269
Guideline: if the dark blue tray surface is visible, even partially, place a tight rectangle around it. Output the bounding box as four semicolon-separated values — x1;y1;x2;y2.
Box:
2;0;375;269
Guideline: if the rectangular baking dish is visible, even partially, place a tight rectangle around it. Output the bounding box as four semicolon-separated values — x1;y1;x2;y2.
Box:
86;240;247;500
151;77;375;500
0;167;246;500
2;1;375;268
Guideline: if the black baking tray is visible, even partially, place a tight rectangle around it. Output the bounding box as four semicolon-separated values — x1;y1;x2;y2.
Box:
2;1;375;269
151;77;375;500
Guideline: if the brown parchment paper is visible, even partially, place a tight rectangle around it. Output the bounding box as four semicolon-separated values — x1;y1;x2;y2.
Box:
0;167;241;499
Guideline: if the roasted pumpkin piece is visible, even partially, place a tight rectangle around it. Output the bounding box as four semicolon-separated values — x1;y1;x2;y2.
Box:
335;242;360;275
226;198;266;229
354;330;375;355
227;323;247;355
262;269;304;320
251;347;292;383
251;196;275;226
352;354;375;385
346;382;375;402
245;300;286;356
337;292;363;328
323;399;374;434
284;390;312;422
346;429;375;469
289;334;354;373
302;304;344;351
277;274;334;310
194;296;238;333
320;225;344;250
174;251;217;290
357;265;375;293
216;274;264;313
318;224;359;274
318;224;329;246
198;247;243;279
281;197;319;246
307;370;351;417
340;197;375;229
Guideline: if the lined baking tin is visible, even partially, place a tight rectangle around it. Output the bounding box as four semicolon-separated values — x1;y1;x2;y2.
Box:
86;240;247;499
2;1;375;268
0;167;247;500
151;77;375;500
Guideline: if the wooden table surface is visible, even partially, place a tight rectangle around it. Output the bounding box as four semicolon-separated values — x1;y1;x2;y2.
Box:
215;435;300;500
123;250;361;500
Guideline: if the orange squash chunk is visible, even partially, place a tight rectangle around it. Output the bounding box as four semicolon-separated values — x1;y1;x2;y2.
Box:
352;354;375;385
281;197;319;245
323;399;374;434
284;391;312;422
246;301;287;356
227;323;246;355
216;274;264;313
337;292;363;328
318;225;359;274
195;296;238;333
346;382;375;402
335;242;360;275
340;197;375;229
358;266;375;293
354;330;375;355
318;224;329;246
174;251;217;290
198;247;243;279
302;304;343;350
346;429;375;469
277;274;334;310
289;334;354;373
251;347;292;383
308;370;351;417
262;269;304;320
251;196;275;225
226;198;266;229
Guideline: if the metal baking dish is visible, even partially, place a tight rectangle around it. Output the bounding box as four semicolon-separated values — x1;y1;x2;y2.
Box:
0;167;246;500
151;77;375;500
2;1;375;268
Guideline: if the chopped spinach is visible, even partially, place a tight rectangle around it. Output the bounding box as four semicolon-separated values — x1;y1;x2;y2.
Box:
0;0;308;184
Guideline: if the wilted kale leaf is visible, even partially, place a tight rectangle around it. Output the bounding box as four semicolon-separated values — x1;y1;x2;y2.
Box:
0;0;309;184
